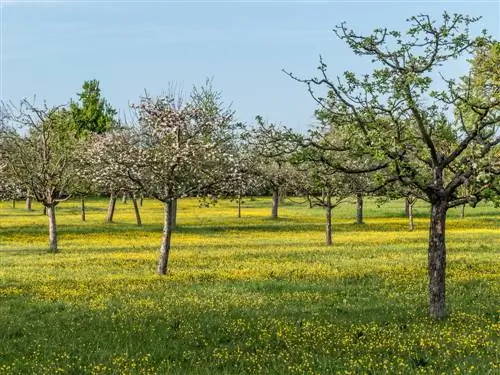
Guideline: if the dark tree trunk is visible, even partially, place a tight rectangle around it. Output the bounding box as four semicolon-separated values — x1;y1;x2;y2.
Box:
42;206;47;215
356;191;363;225
139;194;143;207
272;188;279;219
237;195;242;218
405;197;410;216
106;193;117;223
325;191;332;246
25;197;32;211
157;200;174;275
81;198;86;222
12;200;15;208
47;204;57;252
132;193;142;226
428;199;448;320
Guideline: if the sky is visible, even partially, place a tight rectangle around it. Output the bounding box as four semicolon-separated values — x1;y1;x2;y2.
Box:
1;0;499;131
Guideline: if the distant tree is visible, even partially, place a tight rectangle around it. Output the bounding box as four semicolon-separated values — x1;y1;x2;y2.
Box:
286;13;499;319
70;79;117;136
0;100;82;252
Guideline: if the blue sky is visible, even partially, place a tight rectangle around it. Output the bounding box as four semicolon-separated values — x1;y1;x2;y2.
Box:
1;0;499;131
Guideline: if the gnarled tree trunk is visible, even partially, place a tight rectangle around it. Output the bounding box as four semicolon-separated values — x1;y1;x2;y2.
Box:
356;191;363;225
272;188;279;219
428;199;448;320
47;204;58;252
106;192;117;223
157;200;174;275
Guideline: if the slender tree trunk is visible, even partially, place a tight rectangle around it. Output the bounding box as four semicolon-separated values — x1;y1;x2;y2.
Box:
122;191;128;204
460;204;465;218
25;197;32;211
272;188;279;219
356;191;363;225
106;193;117;223
132;193;142;226
237;195;242;218
47;204;58;252
307;194;313;208
428;199;448;320
405;197;410;217
325;191;333;246
157;200;174;275
81;198;86;222
12;200;15;208
408;203;414;231
139;193;144;207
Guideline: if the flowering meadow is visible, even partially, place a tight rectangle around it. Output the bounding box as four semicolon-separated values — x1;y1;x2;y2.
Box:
0;198;498;374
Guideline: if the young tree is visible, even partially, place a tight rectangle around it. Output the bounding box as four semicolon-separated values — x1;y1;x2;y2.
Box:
286;14;499;319
0;101;82;252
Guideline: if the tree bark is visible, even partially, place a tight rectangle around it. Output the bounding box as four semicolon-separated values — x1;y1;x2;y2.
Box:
428;199;448;320
47;204;58;252
12;200;15;208
81;198;86;222
25;197;32;211
132;193;142;226
460;204;465;218
325;191;333;246
405;197;410;216
356;191;363;224
237;195;242;218
106;193;117;223
408;203;414;231
272;188;279;219
139;194;143;207
157;200;174;275
170;199;177;229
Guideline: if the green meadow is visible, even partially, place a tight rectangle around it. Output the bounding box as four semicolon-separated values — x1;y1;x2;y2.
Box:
0;198;498;374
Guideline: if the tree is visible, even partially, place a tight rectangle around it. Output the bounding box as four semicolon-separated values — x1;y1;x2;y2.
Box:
286;13;499;319
70;79;117;136
0;100;82;252
91;82;239;275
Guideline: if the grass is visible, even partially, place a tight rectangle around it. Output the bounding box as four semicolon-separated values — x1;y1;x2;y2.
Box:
0;197;498;374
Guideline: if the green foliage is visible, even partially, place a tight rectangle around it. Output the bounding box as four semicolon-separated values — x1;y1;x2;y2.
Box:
70;79;117;136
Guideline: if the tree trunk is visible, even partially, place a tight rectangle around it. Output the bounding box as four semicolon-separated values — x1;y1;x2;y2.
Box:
25;197;32;211
47;204;58;252
325;191;333;246
460;204;465;218
307;194;313;208
428;199;448;320
272;188;279;219
12;200;15;208
405;197;410;216
157;200;174;275
237;195;242;218
408;203;414;231
122;191;128;204
139;194;143;207
170;199;177;229
81;198;86;222
356;191;363;225
132;193;142;226
106;193;117;223
42;206;47;215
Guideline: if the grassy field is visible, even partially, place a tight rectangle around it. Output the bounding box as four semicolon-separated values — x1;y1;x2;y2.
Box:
0;197;498;374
